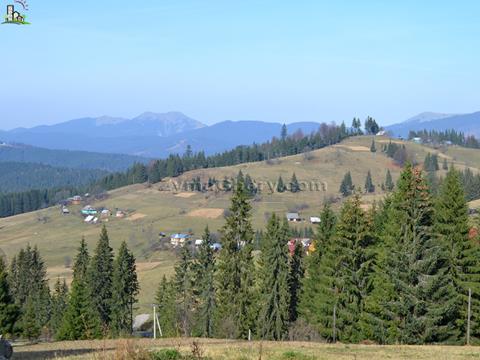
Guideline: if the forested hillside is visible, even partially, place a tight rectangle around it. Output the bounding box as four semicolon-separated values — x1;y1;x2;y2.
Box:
0;143;148;171
0;162;107;193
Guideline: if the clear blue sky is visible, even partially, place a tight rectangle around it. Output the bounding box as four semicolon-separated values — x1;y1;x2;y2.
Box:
1;0;480;129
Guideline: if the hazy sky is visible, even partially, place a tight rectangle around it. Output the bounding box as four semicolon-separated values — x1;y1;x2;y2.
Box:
1;0;479;129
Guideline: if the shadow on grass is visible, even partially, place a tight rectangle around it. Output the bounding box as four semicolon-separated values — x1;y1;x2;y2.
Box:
13;346;114;359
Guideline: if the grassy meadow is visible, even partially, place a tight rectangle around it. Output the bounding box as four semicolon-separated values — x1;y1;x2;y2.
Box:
0;136;479;311
13;338;480;360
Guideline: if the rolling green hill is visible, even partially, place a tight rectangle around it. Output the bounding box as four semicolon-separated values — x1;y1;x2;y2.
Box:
0;135;479;310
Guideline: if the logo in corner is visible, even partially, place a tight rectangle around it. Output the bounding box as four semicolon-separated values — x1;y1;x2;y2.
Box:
3;1;30;25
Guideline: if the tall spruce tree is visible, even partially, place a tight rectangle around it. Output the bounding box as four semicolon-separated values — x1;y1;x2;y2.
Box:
298;204;337;338
50;278;69;337
431;169;480;344
215;177;256;338
258;215;291;340
385;169;394;191
111;241;139;336
339;172;354;197
365;170;375;193
58;238;101;340
88;226;114;329
376;164;441;344
195;226;216;337
288;241;304;324
290;173;300;193
155;275;177;337
174;245;195;336
0;257;19;336
277;176;286;193
370;139;377;153
9;245;51;338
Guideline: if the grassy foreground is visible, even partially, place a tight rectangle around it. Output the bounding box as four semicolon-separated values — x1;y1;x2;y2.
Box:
13;338;480;360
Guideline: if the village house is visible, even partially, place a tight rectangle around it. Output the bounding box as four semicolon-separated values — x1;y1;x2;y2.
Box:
72;196;82;205
170;233;190;247
286;212;302;222
81;205;98;216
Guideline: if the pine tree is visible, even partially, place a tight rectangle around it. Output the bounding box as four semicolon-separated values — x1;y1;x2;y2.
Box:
195;226;216;337
50;278;69;337
215;178;256;338
365;170;375;193
431;169;480;344
298;204;336;337
377;164;439;344
9;245;51;338
58;238;101;340
0;258;19;336
111;241;139;336
370;139;377;153
385;169;394;192
258;215;291;340
155;275;177;337
288;240;304;323
277;176;286;193
339;171;354;197
174;245;195;336
88;225;114;329
290;173;300;193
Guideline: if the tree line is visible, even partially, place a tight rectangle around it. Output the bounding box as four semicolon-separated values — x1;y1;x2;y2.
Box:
409;129;480;149
0;122;350;218
0;226;139;340
157;167;480;344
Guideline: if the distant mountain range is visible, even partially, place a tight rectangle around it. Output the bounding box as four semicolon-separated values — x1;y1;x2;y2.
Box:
0;112;323;158
386;111;480;138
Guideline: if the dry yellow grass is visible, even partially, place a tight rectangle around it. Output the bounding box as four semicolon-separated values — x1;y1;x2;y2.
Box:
187;208;224;219
175;192;197;198
13;338;480;360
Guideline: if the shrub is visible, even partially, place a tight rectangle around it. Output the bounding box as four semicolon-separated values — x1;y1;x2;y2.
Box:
151;349;182;360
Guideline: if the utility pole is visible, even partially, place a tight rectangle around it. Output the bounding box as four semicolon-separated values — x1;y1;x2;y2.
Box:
153;305;157;339
467;288;472;346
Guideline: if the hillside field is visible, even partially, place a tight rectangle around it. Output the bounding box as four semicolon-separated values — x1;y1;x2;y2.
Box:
14;338;480;360
1;136;480;311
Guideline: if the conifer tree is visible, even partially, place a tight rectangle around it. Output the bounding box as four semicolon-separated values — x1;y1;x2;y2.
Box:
288;240;304;323
385;169;394;191
58;238;101;340
365;170;375;193
88;226;114;328
258;215;290;340
50;278;69;337
215;178;256;338
299;204;336;337
339;171;354;197
0;258;19;336
174;245;195;336
155;275;177;337
370;139;377;153
290;173;300;193
376;164;440;344
195;226;216;337
111;241;139;336
442;157;449;171
277;176;286;193
431;169;480;343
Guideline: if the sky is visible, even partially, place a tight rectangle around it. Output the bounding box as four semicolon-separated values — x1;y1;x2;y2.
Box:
1;0;480;129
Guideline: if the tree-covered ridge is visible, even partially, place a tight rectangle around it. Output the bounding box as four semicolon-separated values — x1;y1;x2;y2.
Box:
0;161;107;193
0;142;149;171
409;129;480;149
